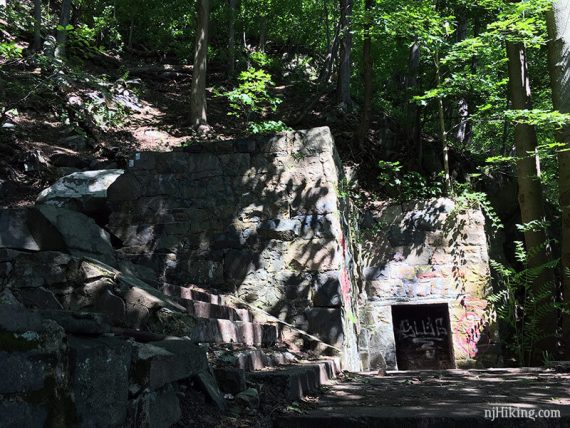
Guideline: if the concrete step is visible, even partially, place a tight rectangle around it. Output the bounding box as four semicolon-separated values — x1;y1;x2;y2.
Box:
162;284;253;322
223;295;343;358
190;318;278;346
246;359;340;401
211;347;299;372
182;300;251;322
162;283;226;305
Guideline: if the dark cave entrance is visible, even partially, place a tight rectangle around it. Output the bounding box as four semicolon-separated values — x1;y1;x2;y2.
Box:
391;303;455;370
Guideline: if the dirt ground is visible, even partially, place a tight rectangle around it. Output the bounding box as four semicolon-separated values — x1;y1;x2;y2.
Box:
276;368;570;427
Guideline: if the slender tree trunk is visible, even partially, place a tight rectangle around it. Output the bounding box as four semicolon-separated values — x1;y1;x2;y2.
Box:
259;15;267;52
32;0;42;52
506;40;556;361
318;16;341;84
190;0;210;128
324;0;331;50
55;0;72;58
337;0;353;109
355;0;373;148
227;0;237;78
406;39;421;153
546;0;570;357
128;16;134;50
434;52;451;193
455;10;471;147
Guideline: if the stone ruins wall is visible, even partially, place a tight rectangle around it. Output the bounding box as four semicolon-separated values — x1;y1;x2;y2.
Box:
0;305;210;427
106;127;360;370
357;199;499;370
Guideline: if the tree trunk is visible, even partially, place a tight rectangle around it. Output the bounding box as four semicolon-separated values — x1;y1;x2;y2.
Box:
318;16;341;84
455;10;471;147
546;0;570;357
227;0;237;78
55;0;72;58
128;16;134;50
337;0;353;109
324;0;331;50
259;15;267;52
506;40;556;361
32;0;42;52
434;52;451;193
406;39;421;152
355;0;373;149
190;0;210;128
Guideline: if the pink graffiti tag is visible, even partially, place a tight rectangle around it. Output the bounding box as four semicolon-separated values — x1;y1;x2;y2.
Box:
339;232;352;307
454;311;484;358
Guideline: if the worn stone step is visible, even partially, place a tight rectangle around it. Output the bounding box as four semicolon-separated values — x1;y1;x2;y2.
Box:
162;283;226;305
191;319;278;346
182;300;251;322
131;339;209;392
224;295;343;358
246;360;340;401
212;348;299;372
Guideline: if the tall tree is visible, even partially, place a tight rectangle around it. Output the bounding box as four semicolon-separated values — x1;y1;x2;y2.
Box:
506;38;556;358
32;0;42;52
191;0;210;129
546;0;570;356
337;0;353;109
55;0;72;58
355;0;373;148
454;7;471;148
406;39;421;150
227;0;237;78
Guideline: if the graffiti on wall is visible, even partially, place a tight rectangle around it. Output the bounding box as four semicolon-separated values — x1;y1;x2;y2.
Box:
454;297;488;358
398;317;448;340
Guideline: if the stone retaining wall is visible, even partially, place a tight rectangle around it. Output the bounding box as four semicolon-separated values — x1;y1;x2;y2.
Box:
106;127;360;370
357;199;499;369
0;305;210;427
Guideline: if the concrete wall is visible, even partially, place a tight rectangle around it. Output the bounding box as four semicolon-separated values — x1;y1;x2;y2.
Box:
357;199;500;370
106;127;360;370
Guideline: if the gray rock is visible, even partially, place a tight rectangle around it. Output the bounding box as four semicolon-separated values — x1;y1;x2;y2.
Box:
387;225;425;247
132;339;209;392
0;352;52;394
68;336;132;428
39;310;111;335
195;371;227;411
15;287;63;310
37;205;117;267
305;308;344;347
297;214;338;239
0;401;48;428
235;387;260;409
127;384;181;428
259;219;301;241
224;249;255;283
214;367;247;394
36;169;124;216
0;208;66;252
313;271;341;307
6;251;80;291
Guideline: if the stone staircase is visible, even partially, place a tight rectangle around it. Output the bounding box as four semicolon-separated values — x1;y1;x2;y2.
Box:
160;282;342;401
162;283;278;347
